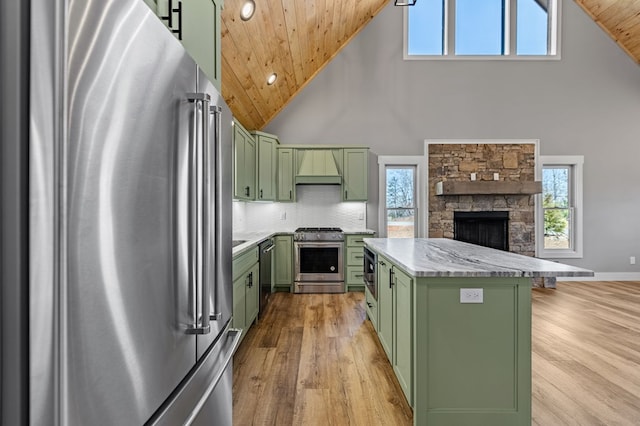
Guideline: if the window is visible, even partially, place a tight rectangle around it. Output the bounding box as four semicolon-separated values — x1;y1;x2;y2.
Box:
386;167;417;237
405;0;560;59
378;156;425;238
537;156;583;258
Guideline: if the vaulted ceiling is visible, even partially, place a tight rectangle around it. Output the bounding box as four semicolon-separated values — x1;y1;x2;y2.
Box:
221;0;640;131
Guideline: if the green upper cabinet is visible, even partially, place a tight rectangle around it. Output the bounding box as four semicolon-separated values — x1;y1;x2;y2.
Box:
277;148;295;202
252;131;279;201
154;0;222;90
342;148;368;201
233;120;256;201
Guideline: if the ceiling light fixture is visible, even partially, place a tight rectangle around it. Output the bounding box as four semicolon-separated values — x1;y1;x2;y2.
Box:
266;73;277;85
240;0;256;21
394;0;417;5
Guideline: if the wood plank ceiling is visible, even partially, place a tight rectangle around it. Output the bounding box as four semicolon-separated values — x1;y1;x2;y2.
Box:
221;0;640;131
220;0;390;131
575;0;640;63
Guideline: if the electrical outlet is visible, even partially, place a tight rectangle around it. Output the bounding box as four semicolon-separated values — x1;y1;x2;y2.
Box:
460;288;483;304
470;173;477;181
280;211;286;220
358;212;364;220
493;173;499;181
631;256;636;265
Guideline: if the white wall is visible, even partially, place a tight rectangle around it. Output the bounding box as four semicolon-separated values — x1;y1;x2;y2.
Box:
264;1;640;274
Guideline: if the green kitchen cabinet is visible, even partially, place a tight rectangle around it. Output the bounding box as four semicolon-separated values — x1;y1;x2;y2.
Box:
155;0;222;90
345;234;370;292
342;148;368;201
232;245;260;342
277;148;295;202
368;244;533;425
273;235;293;291
233;120;256;201
376;255;393;362
364;285;378;331
391;266;413;406
375;255;413;405
252;131;279;201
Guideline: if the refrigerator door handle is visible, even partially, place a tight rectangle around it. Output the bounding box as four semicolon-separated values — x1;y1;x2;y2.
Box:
209;105;223;321
186;92;211;335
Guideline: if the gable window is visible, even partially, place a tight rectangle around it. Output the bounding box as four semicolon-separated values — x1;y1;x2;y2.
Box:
405;0;560;59
537;156;583;258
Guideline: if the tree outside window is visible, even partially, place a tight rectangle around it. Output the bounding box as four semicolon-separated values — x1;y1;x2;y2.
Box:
386;167;417;238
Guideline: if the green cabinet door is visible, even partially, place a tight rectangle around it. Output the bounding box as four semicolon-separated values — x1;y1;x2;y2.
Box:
233;120;256;200
246;262;260;325
155;0;222;90
342;148;368;201
377;256;393;361
253;131;279;201
232;272;247;332
392;266;413;406
274;235;293;291
277;148;295;202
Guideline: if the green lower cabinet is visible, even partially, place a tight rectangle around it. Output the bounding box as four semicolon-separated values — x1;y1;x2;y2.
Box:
274;235;293;291
345;234;370;291
392;266;413;406
232;246;260;342
413;276;532;426
377;256;393;361
370;247;532;426
364;286;378;330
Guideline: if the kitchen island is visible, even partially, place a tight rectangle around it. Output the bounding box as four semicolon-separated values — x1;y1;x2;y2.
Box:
363;238;593;426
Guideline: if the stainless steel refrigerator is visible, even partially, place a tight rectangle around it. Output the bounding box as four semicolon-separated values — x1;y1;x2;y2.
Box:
1;0;240;424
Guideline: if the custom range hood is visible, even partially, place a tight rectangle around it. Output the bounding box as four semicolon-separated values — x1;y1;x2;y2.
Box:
295;149;342;185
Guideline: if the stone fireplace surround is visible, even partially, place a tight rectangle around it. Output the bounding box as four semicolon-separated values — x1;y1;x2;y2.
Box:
428;143;537;257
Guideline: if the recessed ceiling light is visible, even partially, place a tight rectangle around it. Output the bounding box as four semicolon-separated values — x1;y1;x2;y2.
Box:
267;73;277;85
240;0;256;21
394;0;417;5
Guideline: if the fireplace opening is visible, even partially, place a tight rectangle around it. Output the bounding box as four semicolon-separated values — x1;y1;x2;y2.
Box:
454;211;509;251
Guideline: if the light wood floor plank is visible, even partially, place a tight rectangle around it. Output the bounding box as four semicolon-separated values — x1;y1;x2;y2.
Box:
234;281;640;425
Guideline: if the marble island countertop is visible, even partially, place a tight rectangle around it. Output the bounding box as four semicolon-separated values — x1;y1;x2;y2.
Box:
363;238;594;278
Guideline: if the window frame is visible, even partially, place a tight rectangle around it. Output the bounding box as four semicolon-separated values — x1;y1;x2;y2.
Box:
378;156;427;238
403;0;561;60
536;155;584;259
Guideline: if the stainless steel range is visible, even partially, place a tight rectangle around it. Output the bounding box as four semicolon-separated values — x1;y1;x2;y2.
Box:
294;227;345;293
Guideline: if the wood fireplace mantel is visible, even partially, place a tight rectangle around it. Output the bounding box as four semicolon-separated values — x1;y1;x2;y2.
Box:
435;181;542;196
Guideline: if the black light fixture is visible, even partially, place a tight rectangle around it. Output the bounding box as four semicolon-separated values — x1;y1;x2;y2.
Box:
394;0;417;5
240;0;256;21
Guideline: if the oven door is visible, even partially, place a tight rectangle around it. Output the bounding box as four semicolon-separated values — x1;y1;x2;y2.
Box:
363;247;377;300
294;242;344;282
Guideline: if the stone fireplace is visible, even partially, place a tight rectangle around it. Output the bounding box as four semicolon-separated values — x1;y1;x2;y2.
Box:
428;143;537;257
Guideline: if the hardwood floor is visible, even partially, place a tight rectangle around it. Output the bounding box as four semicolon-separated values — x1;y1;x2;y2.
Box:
233;282;640;425
532;281;640;426
232;292;413;425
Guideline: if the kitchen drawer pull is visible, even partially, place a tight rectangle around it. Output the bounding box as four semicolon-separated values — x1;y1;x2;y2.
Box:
354;255;364;259
389;269;394;288
354;274;363;278
354;239;364;243
367;302;373;308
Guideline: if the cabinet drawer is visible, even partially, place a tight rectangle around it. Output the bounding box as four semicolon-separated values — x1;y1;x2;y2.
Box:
347;247;365;266
346;234;367;247
346;266;365;285
233;246;258;280
365;286;378;330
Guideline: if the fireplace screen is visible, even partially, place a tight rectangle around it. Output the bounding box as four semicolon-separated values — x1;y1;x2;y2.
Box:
454;211;509;251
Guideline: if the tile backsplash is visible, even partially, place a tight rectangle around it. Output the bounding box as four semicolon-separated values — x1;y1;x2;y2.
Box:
233;185;367;233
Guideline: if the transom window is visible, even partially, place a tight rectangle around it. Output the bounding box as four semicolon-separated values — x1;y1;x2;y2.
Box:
405;0;560;59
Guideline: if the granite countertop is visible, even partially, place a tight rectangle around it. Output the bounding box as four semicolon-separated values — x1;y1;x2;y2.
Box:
232;228;375;256
363;238;594;278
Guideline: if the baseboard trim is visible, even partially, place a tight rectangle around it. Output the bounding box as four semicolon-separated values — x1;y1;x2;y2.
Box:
557;272;640;282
